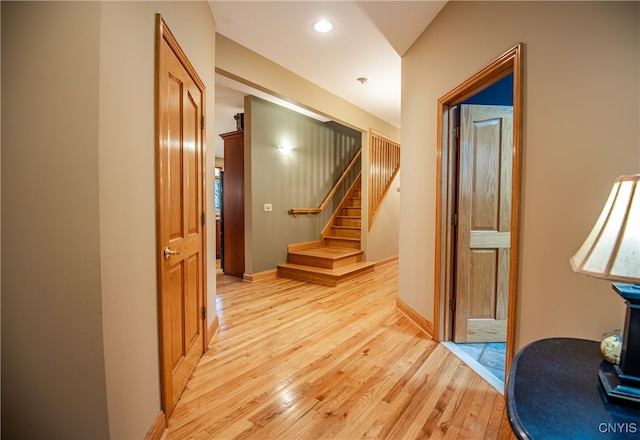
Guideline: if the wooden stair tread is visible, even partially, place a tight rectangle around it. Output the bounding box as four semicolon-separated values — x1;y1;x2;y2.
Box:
324;236;360;242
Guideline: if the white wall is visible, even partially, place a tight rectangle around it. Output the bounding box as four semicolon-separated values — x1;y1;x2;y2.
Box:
2;2;216;438
99;2;216;438
400;1;639;350
368;173;401;262
2;2;109;437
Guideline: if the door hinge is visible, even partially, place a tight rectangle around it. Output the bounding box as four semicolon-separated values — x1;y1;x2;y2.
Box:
449;298;456;311
201;306;206;320
201;212;206;226
201;115;205;130
455;126;460;139
451;213;458;226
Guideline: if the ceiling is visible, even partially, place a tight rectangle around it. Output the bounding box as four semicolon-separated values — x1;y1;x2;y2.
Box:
210;1;448;157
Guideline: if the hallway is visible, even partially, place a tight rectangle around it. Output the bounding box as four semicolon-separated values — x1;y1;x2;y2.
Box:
165;261;515;439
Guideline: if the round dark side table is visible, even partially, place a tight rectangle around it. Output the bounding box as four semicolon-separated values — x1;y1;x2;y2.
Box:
507;338;640;439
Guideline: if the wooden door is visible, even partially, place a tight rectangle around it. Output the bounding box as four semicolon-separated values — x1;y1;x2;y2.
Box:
156;16;206;418
454;105;513;343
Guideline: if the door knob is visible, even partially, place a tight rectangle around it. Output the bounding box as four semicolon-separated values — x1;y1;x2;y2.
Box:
163;247;182;260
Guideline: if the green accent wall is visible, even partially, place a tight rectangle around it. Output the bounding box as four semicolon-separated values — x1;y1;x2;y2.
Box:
247;96;361;273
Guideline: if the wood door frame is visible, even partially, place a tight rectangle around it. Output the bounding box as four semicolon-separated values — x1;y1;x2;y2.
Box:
154;14;208;416
433;44;523;375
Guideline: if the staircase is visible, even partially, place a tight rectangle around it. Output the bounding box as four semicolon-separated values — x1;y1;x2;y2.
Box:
277;176;375;286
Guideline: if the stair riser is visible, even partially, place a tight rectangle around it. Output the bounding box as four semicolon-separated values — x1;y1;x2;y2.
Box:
277;267;338;286
332;255;363;268
350;198;361;207
342;208;361;217
330;227;361;238
277;263;375;287
288;253;362;269
336;218;361;227
323;237;361;249
336;265;375;284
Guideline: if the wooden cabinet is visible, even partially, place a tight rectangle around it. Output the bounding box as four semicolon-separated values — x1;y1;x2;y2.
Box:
220;130;245;277
215;219;221;259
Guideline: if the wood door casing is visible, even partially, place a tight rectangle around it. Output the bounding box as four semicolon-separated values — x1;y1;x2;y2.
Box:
434;44;523;376
454;105;513;343
156;15;206;418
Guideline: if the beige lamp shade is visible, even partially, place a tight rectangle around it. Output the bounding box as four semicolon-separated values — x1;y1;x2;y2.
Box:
570;174;640;283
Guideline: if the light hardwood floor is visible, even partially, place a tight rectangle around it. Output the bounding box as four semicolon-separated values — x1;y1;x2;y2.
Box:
165;261;517;439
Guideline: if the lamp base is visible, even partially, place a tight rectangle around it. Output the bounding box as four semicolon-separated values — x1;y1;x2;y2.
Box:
599;360;640;405
598;283;640;406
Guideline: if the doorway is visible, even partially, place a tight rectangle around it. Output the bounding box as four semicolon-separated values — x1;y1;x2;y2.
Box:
434;44;523;383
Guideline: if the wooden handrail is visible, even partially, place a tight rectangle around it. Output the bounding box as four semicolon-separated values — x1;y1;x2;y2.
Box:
290;149;362;218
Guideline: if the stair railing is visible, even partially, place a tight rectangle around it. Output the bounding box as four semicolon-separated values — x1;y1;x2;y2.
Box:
289;149;362;218
368;130;400;229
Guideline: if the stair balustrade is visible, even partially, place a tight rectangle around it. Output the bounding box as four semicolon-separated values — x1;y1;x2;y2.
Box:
368;130;400;230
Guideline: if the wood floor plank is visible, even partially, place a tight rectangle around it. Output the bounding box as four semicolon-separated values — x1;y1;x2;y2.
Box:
164;262;516;440
441;373;486;440
417;363;469;439
483;393;507;440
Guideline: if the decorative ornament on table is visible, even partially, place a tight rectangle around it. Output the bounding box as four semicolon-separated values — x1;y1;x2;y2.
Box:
600;331;622;364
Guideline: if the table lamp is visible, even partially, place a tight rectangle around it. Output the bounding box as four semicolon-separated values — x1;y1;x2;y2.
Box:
570;174;640;405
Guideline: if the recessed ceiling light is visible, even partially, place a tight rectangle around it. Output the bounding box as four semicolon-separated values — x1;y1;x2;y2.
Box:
313;20;333;33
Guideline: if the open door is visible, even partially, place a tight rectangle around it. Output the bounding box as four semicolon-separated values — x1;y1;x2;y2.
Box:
434;44;523;375
453;105;513;343
156;15;207;418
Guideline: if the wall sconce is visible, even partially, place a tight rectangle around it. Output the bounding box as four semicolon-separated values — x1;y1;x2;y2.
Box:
277;142;293;155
